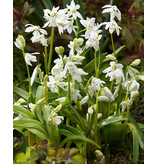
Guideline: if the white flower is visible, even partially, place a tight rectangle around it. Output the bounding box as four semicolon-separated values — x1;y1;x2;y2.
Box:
14;98;26;106
47;76;67;93
127;66;139;78
120;99;130;112
25;24;47;35
80;95;89;105
88;107;94;114
64;61;88;83
98;96;109;102
25;24;48;46
123;79;140;92
99;87;115;102
49;110;64;126
25;52;39;66
91;77;105;92
102;5;121;21
80;17;104;39
14;35;25;50
131;91;139;100
55;97;66;103
66;0;82;20
70;83;81;103
64;19;78;34
29;103;36;112
104;20;122;36
98;113;102;119
85;31;102;51
88;86;95;97
68;38;84;56
43;7;60;28
103;61;124;85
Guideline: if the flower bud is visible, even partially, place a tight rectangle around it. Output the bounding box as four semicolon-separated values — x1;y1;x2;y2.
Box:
44;74;49;81
14;35;25;50
37;68;41;74
130;59;141;67
98;96;109;102
54;104;62;113
76;38;84;45
55;46;64;55
80;95;89;105
106;54;116;61
138;75;144;81
88;107;94;115
95;150;104;161
29;103;36;112
39;72;44;82
131;91;139;100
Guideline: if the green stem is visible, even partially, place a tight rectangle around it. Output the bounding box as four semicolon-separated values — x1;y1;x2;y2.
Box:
75;19;79;38
125;81;132;101
94;93;98;143
44;45;48;74
22;50;31;95
126;99;133;118
111;33;116;56
94;51;98;78
48;27;55;73
97;46;101;75
68;71;71;101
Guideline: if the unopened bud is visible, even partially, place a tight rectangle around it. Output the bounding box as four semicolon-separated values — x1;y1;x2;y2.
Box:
130;59;141;67
55;46;64;55
106;54;116;61
39;72;44;82
76;38;84;45
54;104;62;113
14;35;25;50
44;74;49;81
95;150;104;161
131;91;139;100
138;75;144;81
37;68;41;74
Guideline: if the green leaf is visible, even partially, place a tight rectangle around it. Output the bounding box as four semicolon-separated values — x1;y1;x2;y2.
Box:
112;45;125;57
59;131;100;149
41;0;53;9
83;52;107;74
128;114;144;150
126;123;139;164
61;125;83;136
13;118;48;139
98;115;128;130
27;128;48;140
13;105;34;118
68;103;87;133
15;152;26;163
35;86;46;103
13;86;29;100
31;64;41;86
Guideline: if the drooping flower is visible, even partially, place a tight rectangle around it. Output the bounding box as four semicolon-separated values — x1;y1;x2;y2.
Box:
25;52;39;66
103;61;124;84
102;5;121;21
104;20;122;36
14;35;25;50
98;87;115;102
70;83;81;103
120;99;130;112
91;77;105;92
66;0;82;20
80;95;89;105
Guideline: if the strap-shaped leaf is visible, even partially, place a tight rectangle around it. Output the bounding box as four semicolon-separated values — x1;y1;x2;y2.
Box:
13;118;48;138
13;105;34;118
83;52;107;74
41;0;53;9
35;86;46;103
128;114;144;150
31;64;41;86
126;123;139;164
13;86;29;100
98;115;128;130
27;128;48;140
59;130;101;149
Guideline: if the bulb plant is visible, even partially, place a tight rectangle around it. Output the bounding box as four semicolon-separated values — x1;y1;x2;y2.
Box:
13;1;144;163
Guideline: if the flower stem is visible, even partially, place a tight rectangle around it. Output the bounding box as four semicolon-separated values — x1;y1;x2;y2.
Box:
75;19;79;38
22;50;32;95
44;45;48;74
68;71;71;101
94;93;98;143
111;33;116;56
48;27;55;73
94;51;98;78
97;46;101;75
